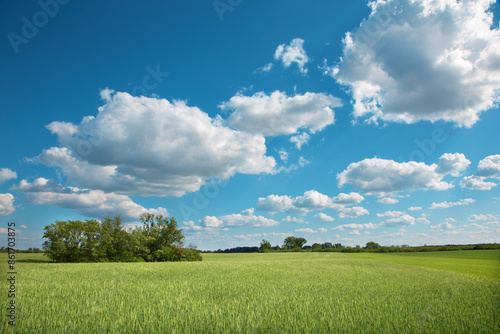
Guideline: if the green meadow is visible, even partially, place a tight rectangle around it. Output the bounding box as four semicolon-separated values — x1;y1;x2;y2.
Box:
1;250;499;333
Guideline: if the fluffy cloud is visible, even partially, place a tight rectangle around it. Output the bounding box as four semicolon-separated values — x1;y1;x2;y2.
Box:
314;213;335;222
219;208;280;228
378;197;399;204
13;178;167;221
460;155;500;190
333;222;377;230
0;168;17;183
221;91;341;136
337;153;470;196
290;132;310;150
468;214;498;222
257;191;364;214
202;216;224;228
295;227;327;234
429;198;475;209
377;211;406;218
431;222;454;230
34;90;276;197
338;206;369;219
333;192;365;205
381;215;416;228
0;193;15;216
274;38;309;74
330;0;500;127
408;206;422;211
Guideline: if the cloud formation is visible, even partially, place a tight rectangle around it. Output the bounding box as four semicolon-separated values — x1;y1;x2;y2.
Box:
257;191;364;214
35;90;276;197
0;193;15;216
331;0;500;127
429;198;475;209
13;178;167;221
338;153;470;196
460;155;500;190
0;169;17;183
274;38;309;74
222;91;341;137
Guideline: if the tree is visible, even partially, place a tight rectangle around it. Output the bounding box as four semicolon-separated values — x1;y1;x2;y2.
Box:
259;239;272;252
321;242;333;249
42;214;200;263
365;241;381;250
312;243;322;251
283;236;307;250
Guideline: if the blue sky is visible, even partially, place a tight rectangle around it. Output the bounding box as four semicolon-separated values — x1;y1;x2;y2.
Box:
1;0;500;250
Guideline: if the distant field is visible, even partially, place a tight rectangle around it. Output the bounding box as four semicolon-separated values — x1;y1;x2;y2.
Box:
345;249;500;280
1;251;499;333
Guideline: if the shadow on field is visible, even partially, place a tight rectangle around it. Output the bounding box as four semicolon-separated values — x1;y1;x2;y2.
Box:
15;259;52;263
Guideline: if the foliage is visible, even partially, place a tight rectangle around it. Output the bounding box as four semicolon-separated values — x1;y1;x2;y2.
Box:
282;236;307;250
259;239;272;252
365;241;381;249
42;214;201;263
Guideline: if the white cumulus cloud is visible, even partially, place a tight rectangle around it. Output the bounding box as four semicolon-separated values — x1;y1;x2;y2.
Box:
430;198;475;209
314;213;335;222
257;191;364;214
338;206;369;219
0;193;15;216
0;168;17;183
338;153;470;196
461;155;500;190
274;38;309;74
13;178;167;221
331;0;500;127
34;90;276;197
221;91;341;137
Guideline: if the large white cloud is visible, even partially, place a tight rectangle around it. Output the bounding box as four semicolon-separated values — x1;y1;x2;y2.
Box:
0;193;15;216
331;0;500;127
274;38;309;74
0;169;17;183
34;90;276;197
221;91;341;136
257;190;364;214
13;178;167;221
460;154;500;190
337;153;470;196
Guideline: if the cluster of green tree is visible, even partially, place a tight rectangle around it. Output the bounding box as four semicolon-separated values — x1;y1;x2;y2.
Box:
0;247;43;253
42;214;201;263
255;237;500;254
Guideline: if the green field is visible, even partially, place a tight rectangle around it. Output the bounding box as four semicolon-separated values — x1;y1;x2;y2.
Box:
1;250;499;333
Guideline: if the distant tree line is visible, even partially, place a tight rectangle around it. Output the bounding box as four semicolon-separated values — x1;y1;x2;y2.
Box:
41;214;201;262
201;236;500;254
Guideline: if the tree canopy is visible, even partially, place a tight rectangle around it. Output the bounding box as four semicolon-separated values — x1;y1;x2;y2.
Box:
42;214;201;263
283;236;307;250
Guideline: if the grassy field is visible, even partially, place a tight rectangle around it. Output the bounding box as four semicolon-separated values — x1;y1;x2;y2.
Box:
1;250;499;333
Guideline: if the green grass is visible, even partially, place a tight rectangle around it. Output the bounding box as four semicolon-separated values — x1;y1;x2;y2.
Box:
345;249;500;280
1;251;499;333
